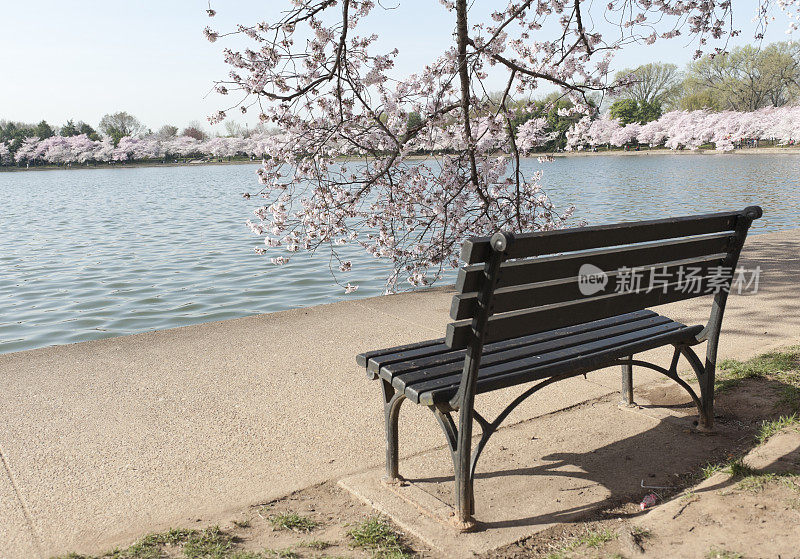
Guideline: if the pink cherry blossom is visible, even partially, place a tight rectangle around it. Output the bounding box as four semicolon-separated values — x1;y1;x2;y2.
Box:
204;0;794;292
567;106;800;152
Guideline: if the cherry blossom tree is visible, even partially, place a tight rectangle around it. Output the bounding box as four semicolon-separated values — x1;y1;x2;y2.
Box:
14;137;41;165
0;142;10;165
205;0;759;291
566;105;800;151
3;106;796;170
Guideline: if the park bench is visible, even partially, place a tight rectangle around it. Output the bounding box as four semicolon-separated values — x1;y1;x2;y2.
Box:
356;206;762;528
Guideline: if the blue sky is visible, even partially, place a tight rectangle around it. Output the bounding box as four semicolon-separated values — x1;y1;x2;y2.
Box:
0;0;790;133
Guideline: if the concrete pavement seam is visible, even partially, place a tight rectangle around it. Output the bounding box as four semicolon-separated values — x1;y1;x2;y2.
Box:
0;441;44;558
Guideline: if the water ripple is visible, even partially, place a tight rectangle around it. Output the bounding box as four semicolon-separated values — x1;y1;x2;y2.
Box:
1;155;799;354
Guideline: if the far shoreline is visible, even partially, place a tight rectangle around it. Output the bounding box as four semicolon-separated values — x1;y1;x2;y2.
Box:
1;145;799;173
0;158;261;173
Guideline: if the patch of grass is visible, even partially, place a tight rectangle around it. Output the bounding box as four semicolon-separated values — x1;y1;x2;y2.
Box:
738;472;800;493
183;526;234;559
263;549;299;559
756;414;799;444
348;516;412;559
780;385;800;410
227;552;268;559
701;462;725;479
544;528;617;558
576;528;616;548
705;547;744;559
107;527;196;559
54;527;238;559
301;540;332;550
738;472;779;492
726;458;759;478
716;347;800;397
681;489;697;500
718;347;800;379
268;511;318;533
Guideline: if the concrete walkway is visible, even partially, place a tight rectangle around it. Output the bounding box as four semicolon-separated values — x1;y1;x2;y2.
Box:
1;228;799;558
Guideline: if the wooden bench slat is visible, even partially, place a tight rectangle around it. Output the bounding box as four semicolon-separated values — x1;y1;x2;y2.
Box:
460;211;739;264
388;314;675;393
367;341;450;374
356;338;445;373
412;322;688;402
415;323;702;405
451;255;727;320
446;278;717;349
379;310;656;379
455;232;733;294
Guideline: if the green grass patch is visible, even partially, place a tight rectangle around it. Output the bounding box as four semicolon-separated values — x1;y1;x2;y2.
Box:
701;462;725;479
718;347;800;380
544;528;617;559
53;526;239;559
262;549;299;559
726;458;759;478
738;472;800;492
575;528;616;548
182;526;234;558
681;489;697;500
780;384;800;410
301;539;332;550
348;516;412;559
268;511;318;533
700;452;800;493
756;414;799;444
705;548;744;559
716;347;800;397
226;552;270;559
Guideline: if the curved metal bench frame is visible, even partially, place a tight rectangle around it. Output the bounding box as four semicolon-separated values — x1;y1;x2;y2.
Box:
380;341;711;521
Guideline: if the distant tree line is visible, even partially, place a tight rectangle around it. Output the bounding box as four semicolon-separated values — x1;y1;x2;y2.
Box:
395;40;800;154
3;40;798;165
609;41;800;124
482;40;800;148
0;111;267;166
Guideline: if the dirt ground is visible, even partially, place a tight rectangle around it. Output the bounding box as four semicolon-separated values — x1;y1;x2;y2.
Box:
57;349;800;559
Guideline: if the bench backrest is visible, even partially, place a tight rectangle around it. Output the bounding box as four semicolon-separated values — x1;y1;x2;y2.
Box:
446;206;763;350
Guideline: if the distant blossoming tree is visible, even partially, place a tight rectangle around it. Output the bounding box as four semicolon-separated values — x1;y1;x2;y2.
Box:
4;107;797;167
205;0;794;292
566;105;800;151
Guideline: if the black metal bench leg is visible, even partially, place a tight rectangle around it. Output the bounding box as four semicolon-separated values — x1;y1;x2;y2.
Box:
453;407;482;528
454;434;474;523
699;358;716;431
620;354;636;407
430;405;476;530
678;345;715;431
381;380;405;483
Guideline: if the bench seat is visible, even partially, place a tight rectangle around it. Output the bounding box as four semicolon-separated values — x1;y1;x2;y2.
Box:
358;310;702;405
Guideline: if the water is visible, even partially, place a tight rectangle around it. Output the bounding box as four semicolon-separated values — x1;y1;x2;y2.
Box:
1;154;799;354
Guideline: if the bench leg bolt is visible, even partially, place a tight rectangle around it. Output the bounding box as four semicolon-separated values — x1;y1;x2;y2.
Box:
450;513;477;532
